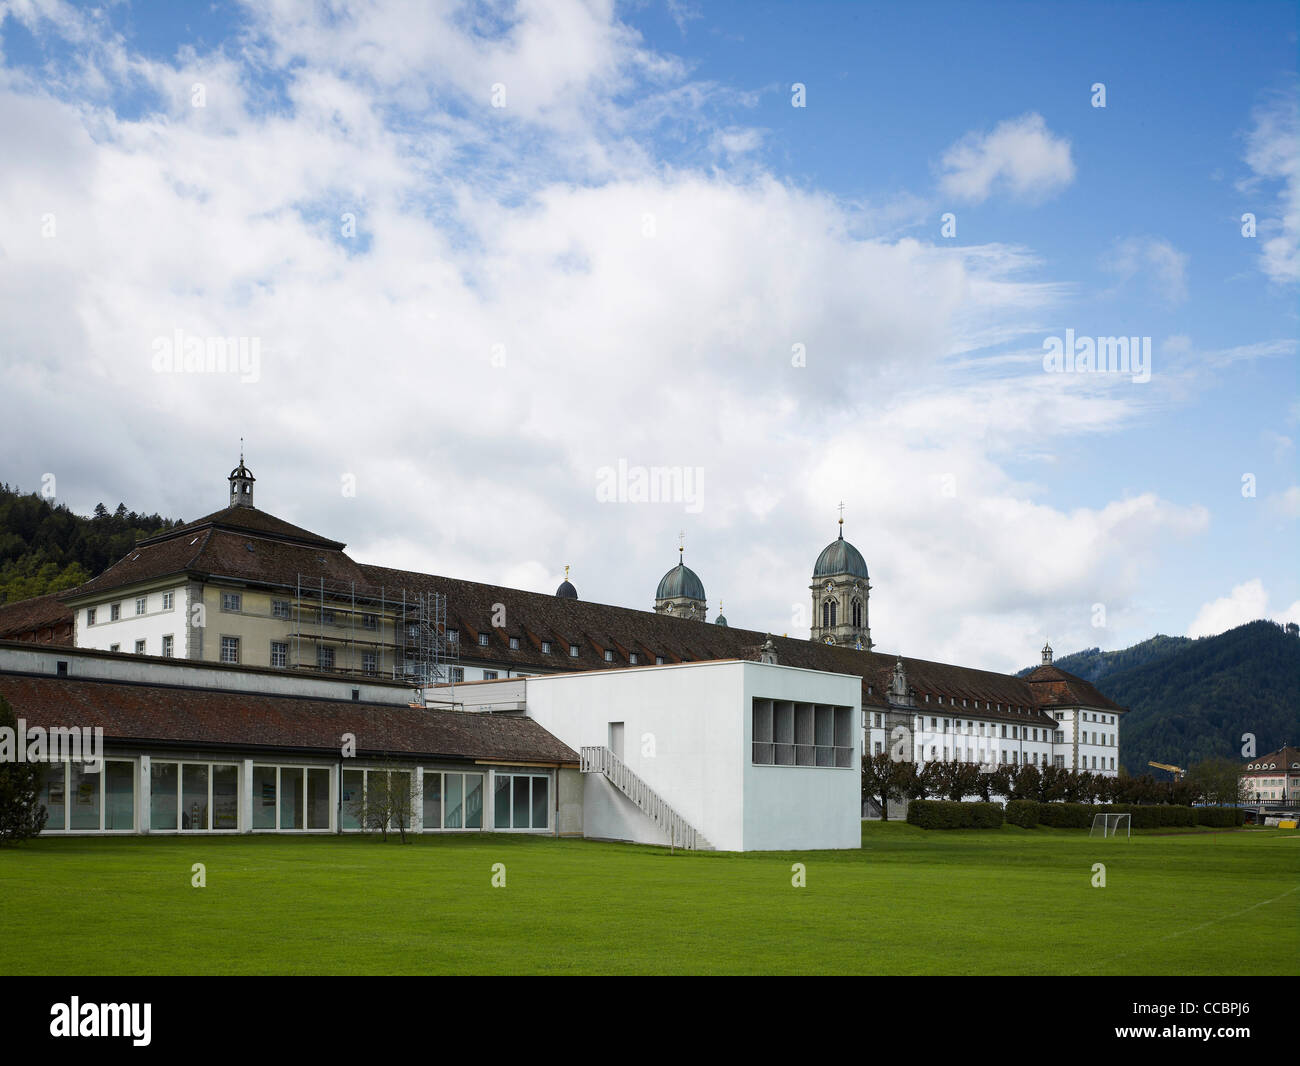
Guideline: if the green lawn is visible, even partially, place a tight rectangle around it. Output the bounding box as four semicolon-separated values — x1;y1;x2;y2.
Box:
1;823;1296;975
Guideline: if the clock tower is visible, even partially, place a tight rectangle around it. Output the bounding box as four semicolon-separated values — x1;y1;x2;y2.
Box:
809;509;872;650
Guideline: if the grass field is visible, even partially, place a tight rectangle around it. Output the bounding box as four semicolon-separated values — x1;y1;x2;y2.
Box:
1;823;1296;975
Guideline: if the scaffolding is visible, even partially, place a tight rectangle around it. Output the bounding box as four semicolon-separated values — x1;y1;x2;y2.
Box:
290;575;457;701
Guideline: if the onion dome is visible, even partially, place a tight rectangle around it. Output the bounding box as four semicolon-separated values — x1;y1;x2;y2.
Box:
556;565;578;599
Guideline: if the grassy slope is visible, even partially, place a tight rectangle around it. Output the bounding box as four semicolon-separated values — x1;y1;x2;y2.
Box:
1;823;1295;976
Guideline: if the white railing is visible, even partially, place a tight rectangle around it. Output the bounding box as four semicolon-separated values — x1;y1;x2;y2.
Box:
580;745;709;850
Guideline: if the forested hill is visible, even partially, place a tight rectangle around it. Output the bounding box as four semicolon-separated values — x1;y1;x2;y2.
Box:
1024;621;1300;774
1020;634;1193;685
0;485;182;605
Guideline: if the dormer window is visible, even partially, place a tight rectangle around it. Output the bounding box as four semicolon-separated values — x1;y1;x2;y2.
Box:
629;653;638;664
569;644;579;657
478;633;490;646
509;636;519;650
655;655;664;665
541;640;551;654
604;650;614;662
447;630;459;643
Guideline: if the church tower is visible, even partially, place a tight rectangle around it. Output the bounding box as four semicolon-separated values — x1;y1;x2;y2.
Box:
654;540;707;622
809;509;872;649
228;452;256;509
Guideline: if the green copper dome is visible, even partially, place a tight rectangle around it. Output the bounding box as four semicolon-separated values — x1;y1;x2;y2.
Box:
656;560;706;602
813;527;868;580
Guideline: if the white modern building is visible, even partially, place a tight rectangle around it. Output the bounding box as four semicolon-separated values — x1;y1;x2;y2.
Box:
455;659;862;852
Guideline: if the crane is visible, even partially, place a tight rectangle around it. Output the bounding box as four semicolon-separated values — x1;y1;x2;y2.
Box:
1148;760;1186;781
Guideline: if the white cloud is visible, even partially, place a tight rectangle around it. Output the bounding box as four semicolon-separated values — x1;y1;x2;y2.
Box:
1105;236;1188;306
0;2;1257;673
1239;89;1300;285
1187;579;1299;637
938;113;1075;205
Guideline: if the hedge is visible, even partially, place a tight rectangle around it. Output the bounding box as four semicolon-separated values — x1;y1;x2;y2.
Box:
1004;800;1040;828
907;800;1004;830
1195;806;1245;827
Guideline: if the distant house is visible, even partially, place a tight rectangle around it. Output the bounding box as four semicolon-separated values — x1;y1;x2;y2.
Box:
1241;746;1300;805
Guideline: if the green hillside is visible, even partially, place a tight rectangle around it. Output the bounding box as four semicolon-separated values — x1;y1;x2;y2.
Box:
0;485;180;605
1029;621;1300;774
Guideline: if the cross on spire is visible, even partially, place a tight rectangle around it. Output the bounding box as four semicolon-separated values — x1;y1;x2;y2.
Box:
678;529;686;558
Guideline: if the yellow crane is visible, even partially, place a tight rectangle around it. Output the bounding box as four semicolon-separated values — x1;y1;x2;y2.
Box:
1148;760;1186;780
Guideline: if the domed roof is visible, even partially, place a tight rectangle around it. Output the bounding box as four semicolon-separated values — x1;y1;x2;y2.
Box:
555;566;578;599
656;559;706;602
714;600;728;627
813;526;868;580
229;459;255;482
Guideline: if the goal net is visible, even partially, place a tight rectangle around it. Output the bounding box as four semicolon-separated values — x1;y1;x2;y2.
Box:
1089;813;1131;839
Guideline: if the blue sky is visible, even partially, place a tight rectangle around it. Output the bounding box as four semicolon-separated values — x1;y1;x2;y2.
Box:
0;0;1296;670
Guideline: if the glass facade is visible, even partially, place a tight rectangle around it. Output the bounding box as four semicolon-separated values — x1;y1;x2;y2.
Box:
494;773;550;830
42;759;134;832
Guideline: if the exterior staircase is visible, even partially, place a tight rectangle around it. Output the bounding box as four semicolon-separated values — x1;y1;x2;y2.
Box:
579;745;713;850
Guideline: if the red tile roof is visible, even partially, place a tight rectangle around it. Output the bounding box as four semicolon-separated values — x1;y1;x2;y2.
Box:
0;593;75;640
0;672;578;765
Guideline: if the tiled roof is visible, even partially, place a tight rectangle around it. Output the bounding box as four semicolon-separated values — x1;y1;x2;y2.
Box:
1242;746;1300;772
137;505;346;551
1;503;1124;723
0;593;74;639
0;673;578;765
1022;664;1127;713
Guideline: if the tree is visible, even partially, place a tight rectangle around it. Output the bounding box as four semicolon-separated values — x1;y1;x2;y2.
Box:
931;759;981;801
346;763;416;843
0;694;48;844
861;752;910;820
1186;757;1249;806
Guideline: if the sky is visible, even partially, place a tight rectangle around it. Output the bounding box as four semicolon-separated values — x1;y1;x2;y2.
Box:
0;0;1296;673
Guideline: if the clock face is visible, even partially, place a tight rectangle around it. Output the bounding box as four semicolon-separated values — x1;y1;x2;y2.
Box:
822;635;835;645
823;581;834;593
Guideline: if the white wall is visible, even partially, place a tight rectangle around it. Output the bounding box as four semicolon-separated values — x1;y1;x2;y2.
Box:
525;660;860;851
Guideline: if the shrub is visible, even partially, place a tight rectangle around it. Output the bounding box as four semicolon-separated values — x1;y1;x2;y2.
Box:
907;800;1004;830
1195;806;1245;827
1005;800;1041;828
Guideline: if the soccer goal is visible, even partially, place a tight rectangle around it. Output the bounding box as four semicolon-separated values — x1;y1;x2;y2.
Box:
1089;813;1131;840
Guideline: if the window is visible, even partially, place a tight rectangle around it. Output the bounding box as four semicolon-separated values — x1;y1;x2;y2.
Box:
655;655;664;665
135;597;147;615
451;667;464;683
273;600;291;619
752;700;854;768
161;634;174;657
271;642;288;668
541;640;551;654
222;592;241;612
317;646;335;670
362;614;378;630
162;592;174;611
110;603;120;621
362;652;377;675
220;636;239;663
322;610;335;626
604;649;614;662
252;765;330;831
40;759;136;833
422;771;484;830
569;644;579;657
629;653;638;664
147;760;238;832
448;630;459;644
852;599;862;628
86;608;96;626
134;639;146;654
478;632;490;646
509;636;519;650
483;670;498;680
109;643;120;653
493;773;550;830
1001;725;1007;738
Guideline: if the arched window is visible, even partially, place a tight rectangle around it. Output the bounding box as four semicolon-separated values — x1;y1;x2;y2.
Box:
829;600;837;627
821;600;830;629
852;598;862;628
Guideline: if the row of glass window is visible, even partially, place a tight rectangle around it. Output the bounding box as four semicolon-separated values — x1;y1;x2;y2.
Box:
86;592;175;626
37;760;552;833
